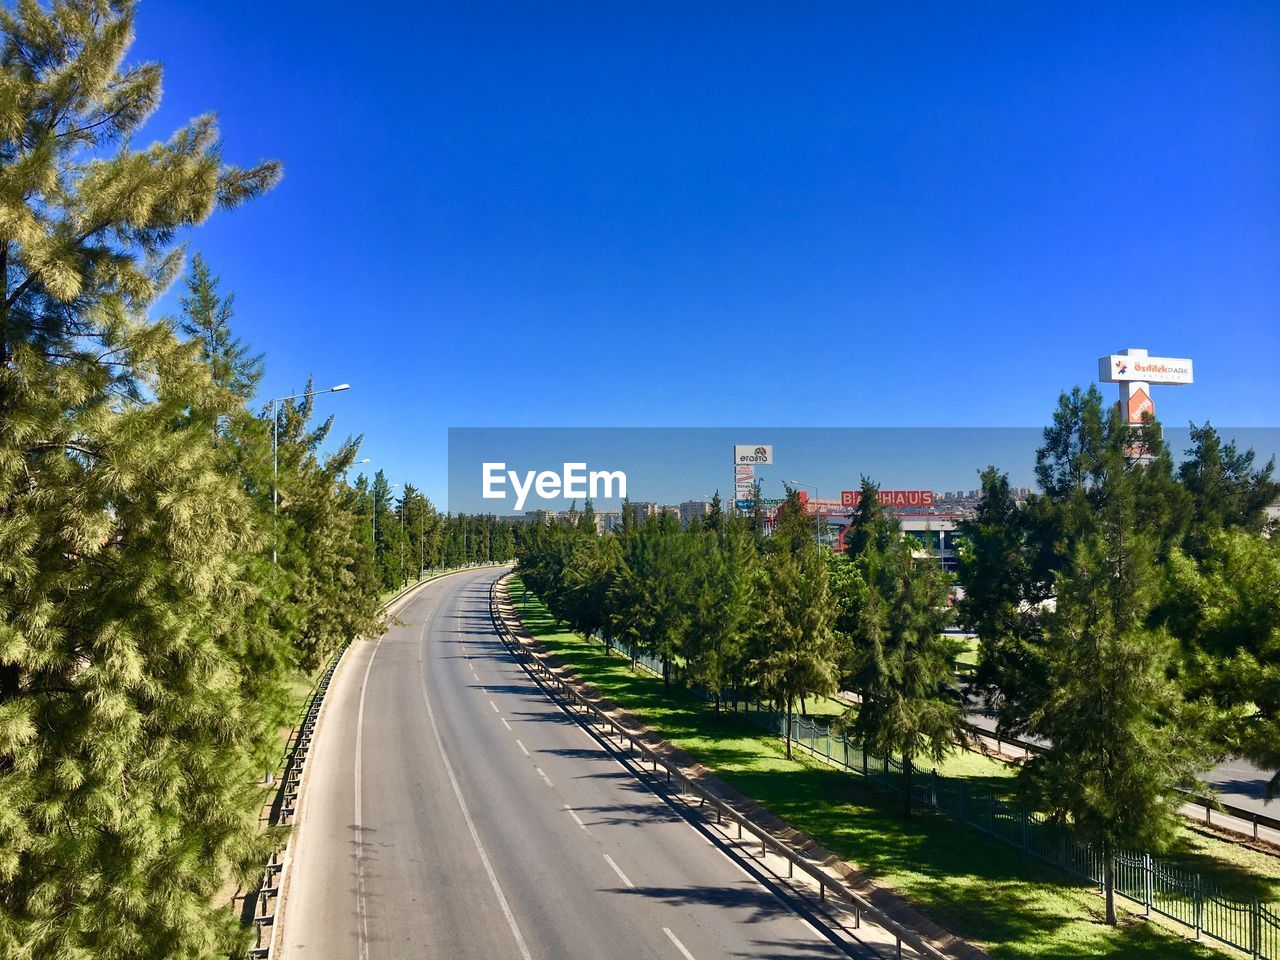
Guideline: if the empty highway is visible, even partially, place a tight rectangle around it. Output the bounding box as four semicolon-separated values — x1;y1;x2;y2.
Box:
279;567;868;960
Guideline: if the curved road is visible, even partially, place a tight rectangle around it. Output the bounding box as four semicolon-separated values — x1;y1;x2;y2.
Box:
280;567;862;960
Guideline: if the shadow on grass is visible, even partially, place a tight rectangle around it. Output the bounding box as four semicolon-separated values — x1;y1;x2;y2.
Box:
509;580;1230;960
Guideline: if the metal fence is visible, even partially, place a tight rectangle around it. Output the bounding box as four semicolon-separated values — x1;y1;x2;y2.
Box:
571;623;1280;959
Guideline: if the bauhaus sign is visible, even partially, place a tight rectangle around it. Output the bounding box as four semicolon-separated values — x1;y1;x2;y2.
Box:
734;444;773;465
840;489;935;508
1098;355;1193;385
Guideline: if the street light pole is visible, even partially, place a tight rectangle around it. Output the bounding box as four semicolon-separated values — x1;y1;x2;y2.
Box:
270;383;350;564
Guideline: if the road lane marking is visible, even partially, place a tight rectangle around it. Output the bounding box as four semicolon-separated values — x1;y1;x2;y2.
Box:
489;700;500;714
501;717;513;731
535;766;553;788
516;739;530;756
664;928;696;960
496;635;851;958
353;634;384;960
603;853;634;888
565;805;588;831
419;617;533;960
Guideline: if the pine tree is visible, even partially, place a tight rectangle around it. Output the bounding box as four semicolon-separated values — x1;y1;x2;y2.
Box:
703;489;724;533
178;253;263;404
1178;424;1280;557
840;498;961;816
1166;529;1280;798
1022;412;1205;924
749;544;839;759
771;484;815;556
955;467;1049;733
685;522;757;709
843;476;897;559
0;3;281;954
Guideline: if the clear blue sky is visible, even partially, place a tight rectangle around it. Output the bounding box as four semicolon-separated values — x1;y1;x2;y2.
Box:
132;2;1280;508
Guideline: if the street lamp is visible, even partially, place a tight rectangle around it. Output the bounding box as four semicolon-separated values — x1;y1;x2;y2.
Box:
270;383;350;563
784;479;824;553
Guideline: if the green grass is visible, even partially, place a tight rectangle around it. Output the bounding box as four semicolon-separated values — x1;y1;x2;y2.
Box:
509;579;1259;960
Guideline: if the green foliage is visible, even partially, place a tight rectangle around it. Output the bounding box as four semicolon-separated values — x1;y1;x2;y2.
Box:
1023;447;1206;923
749;540;839;757
0;3;288;955
843;475;898;559
1177;424;1279;558
0;6;407;954
516;495;838;729
836;478;962;814
1166;530;1280;797
178;253;262;405
684;522;757;705
955;467;1050;733
955;388;1276;924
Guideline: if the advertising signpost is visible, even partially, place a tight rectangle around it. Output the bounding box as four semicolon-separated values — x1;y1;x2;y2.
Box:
733;444;771;510
1097;348;1194;424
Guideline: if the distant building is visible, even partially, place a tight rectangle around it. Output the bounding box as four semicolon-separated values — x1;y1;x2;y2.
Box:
679;500;712;528
625;501;658;524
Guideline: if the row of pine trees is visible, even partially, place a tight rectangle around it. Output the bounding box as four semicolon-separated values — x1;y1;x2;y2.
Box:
516;393;1279;926
0;3;513;956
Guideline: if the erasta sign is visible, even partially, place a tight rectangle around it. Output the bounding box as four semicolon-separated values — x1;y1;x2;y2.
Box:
840;489;935;508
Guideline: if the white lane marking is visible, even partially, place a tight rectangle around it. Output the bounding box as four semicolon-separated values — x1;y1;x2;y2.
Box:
501;717;513;731
489;700;500;714
419;589;533;960
664;928;696;960
565;805;588;831
535;766;554;788
516;739;530;756
502;640;840;952
353;634;384;960
603;853;634;888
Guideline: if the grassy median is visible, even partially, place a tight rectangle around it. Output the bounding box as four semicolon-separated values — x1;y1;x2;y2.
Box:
509;578;1272;960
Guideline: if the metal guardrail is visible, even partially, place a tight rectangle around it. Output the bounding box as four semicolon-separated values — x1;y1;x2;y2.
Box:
489;575;956;960
245;563;508;959
245;650;342;959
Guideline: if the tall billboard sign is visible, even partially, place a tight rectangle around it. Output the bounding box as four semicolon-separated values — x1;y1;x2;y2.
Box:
733;444;771;510
1098;348;1193;424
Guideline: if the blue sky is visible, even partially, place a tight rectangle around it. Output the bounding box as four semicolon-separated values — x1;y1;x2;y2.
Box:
131;2;1280;508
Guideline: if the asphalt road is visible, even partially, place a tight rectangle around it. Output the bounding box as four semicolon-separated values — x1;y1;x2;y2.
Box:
280;567;868;960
